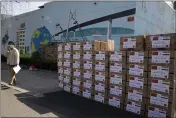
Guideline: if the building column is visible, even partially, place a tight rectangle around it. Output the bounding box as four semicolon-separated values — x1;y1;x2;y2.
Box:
107;19;112;40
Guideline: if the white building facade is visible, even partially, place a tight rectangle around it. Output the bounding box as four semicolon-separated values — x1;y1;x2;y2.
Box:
1;1;175;53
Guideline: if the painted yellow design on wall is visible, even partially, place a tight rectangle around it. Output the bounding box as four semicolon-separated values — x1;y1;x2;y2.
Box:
40;39;49;45
32;42;36;52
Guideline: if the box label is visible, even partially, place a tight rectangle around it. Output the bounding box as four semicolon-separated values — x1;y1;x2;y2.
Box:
57;61;62;67
151;79;170;93
83;80;92;88
108;96;121;108
83;42;92;50
129;76;144;89
152;51;170;64
150;92;169;107
110;74;122;85
110;63;122;73
73;78;81;86
58;68;63;74
83;90;91;99
148;106;166;118
64;44;71;51
110;85;122;96
58;45;63;51
73;69;81;77
126;101;141;114
95;62;105;71
64;60;70;67
151;65;169;79
84;61;92;69
94;94;104;103
128;89;143;102
64;68;71;75
95;72;105;82
129;64;144;76
110;52;122;62
64;84;71;92
58;81;63;88
58;74;63;81
83;70;92;79
64;52;71;59
95;83;105;92
123;38;136;49
63;76;71;84
72;86;80;95
73;44;81;50
73;52;81;60
58;53;63;59
151;36;170;48
95;52;106;60
73;61;80;69
129;52;144;63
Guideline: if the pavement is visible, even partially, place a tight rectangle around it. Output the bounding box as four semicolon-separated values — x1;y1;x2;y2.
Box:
1;62;143;118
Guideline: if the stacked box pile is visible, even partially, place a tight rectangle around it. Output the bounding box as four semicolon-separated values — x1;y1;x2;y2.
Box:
120;36;147;116
63;43;73;92
108;51;126;109
145;34;176;118
72;42;83;96
94;51;109;103
57;43;64;88
82;41;95;99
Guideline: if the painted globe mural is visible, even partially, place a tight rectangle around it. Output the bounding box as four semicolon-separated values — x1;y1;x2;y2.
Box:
31;26;52;52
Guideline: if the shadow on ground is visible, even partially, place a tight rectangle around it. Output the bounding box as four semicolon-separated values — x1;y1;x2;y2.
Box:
15;90;143;118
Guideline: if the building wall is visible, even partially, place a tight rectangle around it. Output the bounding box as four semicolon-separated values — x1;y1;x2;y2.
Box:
134;1;175;35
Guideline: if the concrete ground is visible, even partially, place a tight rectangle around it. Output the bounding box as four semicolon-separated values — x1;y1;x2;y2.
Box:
1;62;142;118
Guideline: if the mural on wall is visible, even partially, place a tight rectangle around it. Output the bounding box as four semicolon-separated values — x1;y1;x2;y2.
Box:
31;26;52;52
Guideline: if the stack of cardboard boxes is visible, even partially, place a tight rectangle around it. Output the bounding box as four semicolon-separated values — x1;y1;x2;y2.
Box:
72;42;83;96
108;51;126;108
120;36;148;115
145;34;176;118
58;43;64;88
63;43;73;92
94;51;109;103
82;41;95;99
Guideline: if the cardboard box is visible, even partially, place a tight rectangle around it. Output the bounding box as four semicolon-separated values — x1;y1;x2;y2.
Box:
94;91;108;104
95;51;106;61
73;69;82;78
73;42;82;51
58;67;64;74
83;41;93;50
83;79;94;89
120;36;145;51
94;40;101;51
72;77;82;86
83;70;93;80
109;73;126;85
95;71;108;82
63;60;71;67
63;83;72;92
109;84;125;97
58;44;63;52
63;75;72;84
110;51;126;62
64;43;72;51
124;99;145;116
95;82;107;92
64;51;72;59
58;52;63;59
58;74;63;81
63;67;72;76
100;40;114;51
108;94;125;109
83;60;93;70
72;85;82;96
95;61;107;71
126;76;147;89
128;64;146;77
83;51;93;60
145;34;176;50
110;62;123;73
73;51;82;60
150;65;170;79
73;60;81;69
82;88;94;99
58;80;64;88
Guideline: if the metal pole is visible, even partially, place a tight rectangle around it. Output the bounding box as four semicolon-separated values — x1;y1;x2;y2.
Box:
107;19;112;40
